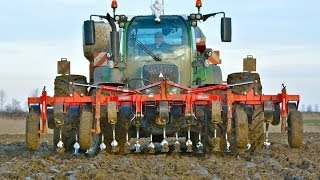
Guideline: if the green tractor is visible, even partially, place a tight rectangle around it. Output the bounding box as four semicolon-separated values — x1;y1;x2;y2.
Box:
26;0;302;156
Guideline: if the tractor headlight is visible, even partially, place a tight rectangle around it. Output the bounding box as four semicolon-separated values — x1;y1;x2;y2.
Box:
108;60;115;69
190;13;196;20
196;13;202;20
204;59;210;68
191;20;197;27
114;15;120;21
119;22;125;28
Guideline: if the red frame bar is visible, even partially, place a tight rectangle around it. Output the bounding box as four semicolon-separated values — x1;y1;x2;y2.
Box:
28;80;299;135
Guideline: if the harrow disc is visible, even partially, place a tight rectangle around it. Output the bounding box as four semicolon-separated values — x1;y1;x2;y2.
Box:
26;107;40;151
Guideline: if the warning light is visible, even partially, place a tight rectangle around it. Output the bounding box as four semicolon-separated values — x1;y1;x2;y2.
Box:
111;0;118;9
196;0;202;8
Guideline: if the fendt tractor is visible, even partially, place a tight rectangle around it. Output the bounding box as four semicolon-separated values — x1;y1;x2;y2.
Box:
27;0;302;156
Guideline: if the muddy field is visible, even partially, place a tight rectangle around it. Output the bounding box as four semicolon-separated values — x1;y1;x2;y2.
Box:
1;121;320;179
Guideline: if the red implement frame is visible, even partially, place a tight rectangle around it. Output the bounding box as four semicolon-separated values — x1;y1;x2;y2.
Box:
28;80;299;134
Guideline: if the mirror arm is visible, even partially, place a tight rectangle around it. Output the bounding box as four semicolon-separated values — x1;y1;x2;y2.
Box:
203;12;225;21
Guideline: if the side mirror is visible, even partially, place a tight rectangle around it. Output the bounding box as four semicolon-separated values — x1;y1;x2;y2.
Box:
83;20;96;45
221;17;232;42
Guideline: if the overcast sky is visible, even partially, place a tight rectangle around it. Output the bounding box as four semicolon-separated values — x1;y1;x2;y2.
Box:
0;0;319;109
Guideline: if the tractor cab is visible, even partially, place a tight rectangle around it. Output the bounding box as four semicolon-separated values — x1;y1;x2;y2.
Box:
124;15;193;88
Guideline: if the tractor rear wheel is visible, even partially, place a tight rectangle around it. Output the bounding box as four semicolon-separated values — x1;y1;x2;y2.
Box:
79;105;94;151
233;103;249;150
26;107;40;151
247;105;264;152
54;75;87;96
227;72;262;94
53;75;87;152
288;110;303;148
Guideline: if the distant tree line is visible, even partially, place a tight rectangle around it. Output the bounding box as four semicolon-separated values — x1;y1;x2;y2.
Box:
0;89;29;119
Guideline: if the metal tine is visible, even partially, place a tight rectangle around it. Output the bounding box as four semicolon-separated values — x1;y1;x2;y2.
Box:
73;133;80;155
186;126;193;153
124;124;131;154
196;130;204;154
225;132;231;153
148;133;156;154
161;126;169;153
56;127;65;153
111;124;119;153
264;123;271;147
134;126;141;153
173;131;181;153
99;134;106;151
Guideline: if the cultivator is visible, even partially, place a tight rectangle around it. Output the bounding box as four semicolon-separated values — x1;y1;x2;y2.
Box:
26;0;302;156
27;76;301;155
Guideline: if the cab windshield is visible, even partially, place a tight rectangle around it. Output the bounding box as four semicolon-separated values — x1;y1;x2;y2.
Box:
126;16;190;62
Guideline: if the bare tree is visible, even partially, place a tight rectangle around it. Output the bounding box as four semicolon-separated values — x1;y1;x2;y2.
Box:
31;88;40;97
315;104;319;112
0;89;6;112
5;98;22;113
307;104;313;112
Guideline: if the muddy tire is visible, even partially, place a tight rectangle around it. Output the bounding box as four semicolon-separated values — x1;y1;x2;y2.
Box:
52;75;86;151
227;72;262;95
233;103;249;150
26;107;40;151
247;105;264;152
288;110;303;148
54;75;87;96
79;105;94;151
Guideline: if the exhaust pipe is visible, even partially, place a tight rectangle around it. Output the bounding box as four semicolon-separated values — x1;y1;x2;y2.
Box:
106;13;120;66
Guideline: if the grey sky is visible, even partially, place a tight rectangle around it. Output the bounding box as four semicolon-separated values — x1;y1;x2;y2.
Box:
0;0;319;108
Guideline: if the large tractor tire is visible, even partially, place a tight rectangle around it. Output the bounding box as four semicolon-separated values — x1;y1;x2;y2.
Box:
26;107;40;151
247;105;264;152
79;105;94;151
287;110;303;148
232;103;249;150
53;75;87;152
228;72;264;153
54;75;87;96
227;72;262;95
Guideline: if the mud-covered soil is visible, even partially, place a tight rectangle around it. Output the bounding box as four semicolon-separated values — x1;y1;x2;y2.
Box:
0;133;319;179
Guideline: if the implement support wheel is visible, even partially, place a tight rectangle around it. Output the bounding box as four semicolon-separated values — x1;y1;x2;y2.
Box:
79;105;94;151
26;107;40;151
288;110;303;148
